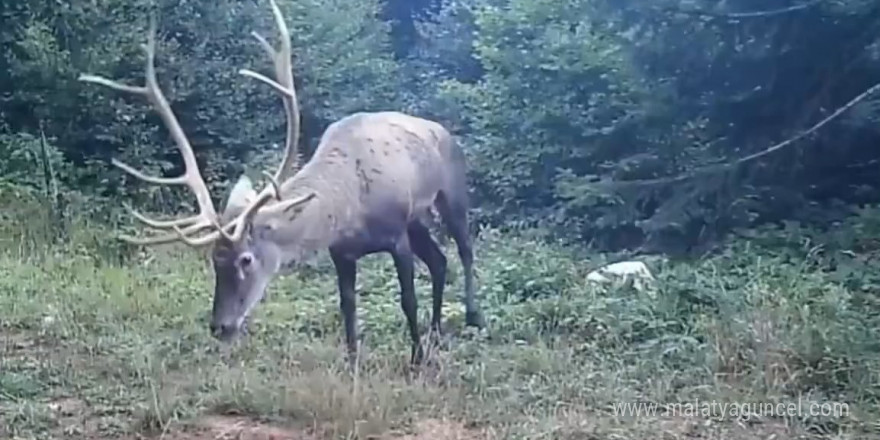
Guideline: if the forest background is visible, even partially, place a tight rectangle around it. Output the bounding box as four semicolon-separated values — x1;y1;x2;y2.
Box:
4;0;879;255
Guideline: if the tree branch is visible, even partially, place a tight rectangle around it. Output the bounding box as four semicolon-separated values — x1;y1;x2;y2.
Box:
601;81;880;189
662;1;821;21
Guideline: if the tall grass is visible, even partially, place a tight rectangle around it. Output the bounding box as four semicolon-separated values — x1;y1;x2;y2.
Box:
1;185;877;439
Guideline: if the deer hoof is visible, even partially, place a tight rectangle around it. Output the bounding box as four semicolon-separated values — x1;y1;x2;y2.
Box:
465;310;485;329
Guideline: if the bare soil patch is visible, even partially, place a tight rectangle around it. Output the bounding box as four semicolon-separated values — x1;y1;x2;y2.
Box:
1;326;48;356
134;415;486;440
157;415;318;440
391;418;487;440
143;412;809;440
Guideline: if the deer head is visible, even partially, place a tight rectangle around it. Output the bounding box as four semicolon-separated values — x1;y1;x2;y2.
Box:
79;0;313;340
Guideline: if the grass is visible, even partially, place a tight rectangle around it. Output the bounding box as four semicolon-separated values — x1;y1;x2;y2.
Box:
1;191;879;439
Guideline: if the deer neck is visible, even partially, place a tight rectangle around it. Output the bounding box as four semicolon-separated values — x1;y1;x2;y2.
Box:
257;160;359;264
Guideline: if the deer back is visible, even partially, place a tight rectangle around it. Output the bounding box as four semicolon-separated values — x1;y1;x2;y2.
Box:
291;111;457;223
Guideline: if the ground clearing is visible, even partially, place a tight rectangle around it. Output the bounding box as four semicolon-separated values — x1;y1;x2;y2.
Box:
1;227;876;439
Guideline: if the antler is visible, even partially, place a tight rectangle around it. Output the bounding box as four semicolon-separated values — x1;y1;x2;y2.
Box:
215;0;311;242
79;17;222;246
240;0;301;184
80;0;313;248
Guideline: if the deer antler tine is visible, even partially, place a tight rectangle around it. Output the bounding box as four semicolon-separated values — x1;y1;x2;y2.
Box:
238;69;295;98
178;220;215;235
227;191;277;242
126;205;202;229
194;0;304;246
79;13;228;249
103;0;309;249
269;0;300;183
118;232;178;245
119;229;193;245
78;75;147;94
250;31;276;59
184;231;229;247
261;170;282;200
116;191;309;247
144;15;158;63
172;225;215;247
239;0;300;189
171;219;236;247
118;216;217;245
112;158;187;186
210;218;235;242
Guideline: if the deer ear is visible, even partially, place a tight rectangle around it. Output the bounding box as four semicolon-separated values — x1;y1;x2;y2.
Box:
282;192;316;221
222;174;257;219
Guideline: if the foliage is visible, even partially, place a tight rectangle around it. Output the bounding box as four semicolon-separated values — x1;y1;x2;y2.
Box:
3;0;880;253
423;0;678;247
406;0;880;252
1;0;402;215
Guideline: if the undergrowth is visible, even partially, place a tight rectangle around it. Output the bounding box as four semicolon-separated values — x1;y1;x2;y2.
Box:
0;187;878;439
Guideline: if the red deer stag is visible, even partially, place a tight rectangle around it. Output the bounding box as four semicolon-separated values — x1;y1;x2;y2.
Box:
78;0;484;365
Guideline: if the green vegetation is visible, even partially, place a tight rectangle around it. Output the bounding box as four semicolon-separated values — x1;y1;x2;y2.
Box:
2;0;880;438
2;191;879;438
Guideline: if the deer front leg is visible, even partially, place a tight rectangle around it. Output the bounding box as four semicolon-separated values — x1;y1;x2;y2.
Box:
330;249;359;370
390;234;424;365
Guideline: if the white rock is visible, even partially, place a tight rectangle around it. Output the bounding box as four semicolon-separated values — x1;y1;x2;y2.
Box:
586;260;656;295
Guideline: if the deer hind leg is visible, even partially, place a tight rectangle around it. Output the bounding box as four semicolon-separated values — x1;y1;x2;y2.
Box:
435;191;485;329
390;233;425;365
407;220;447;335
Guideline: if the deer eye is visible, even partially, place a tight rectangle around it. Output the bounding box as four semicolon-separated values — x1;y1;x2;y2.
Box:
237;253;254;269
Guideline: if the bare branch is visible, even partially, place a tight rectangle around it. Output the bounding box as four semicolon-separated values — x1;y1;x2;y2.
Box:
663;1;820;20
601;81;880;189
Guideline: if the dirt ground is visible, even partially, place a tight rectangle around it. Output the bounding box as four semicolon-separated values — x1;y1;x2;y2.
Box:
138;413;807;440
156;416;485;440
33;394;811;440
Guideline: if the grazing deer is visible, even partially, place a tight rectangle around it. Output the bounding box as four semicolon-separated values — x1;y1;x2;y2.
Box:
78;0;484;365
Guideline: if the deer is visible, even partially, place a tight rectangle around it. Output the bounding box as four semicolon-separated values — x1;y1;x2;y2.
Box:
78;0;485;366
